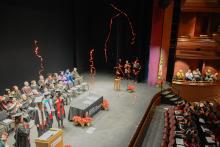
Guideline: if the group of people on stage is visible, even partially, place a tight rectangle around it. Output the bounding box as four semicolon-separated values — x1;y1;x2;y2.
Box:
114;57;141;82
163;100;220;147
175;68;218;82
0;68;83;147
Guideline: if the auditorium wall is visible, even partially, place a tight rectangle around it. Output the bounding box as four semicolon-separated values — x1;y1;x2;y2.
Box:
148;0;174;85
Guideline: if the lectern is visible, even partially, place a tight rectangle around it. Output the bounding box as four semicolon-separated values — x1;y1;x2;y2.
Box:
35;128;64;147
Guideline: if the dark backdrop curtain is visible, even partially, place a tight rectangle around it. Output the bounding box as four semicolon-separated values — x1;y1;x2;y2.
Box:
0;0;74;93
74;0;153;81
0;0;153;93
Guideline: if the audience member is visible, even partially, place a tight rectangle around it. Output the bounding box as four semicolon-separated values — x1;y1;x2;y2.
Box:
185;69;194;81
176;69;185;80
192;68;202;81
211;73;218;81
163;99;220;147
205;69;213;82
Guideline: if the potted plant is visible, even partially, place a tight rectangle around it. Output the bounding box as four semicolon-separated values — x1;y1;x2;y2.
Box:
83;117;93;126
72;116;81;126
102;99;109;110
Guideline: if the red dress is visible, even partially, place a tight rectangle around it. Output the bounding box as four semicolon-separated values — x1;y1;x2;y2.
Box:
55;98;65;120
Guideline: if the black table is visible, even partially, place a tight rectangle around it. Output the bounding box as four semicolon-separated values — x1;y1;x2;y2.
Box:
68;93;103;121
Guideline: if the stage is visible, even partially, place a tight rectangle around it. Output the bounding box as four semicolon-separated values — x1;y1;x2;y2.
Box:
7;73;160;147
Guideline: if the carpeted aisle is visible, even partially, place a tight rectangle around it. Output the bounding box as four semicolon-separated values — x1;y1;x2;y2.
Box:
141;105;174;147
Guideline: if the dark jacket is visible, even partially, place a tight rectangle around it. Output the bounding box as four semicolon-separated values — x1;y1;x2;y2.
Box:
14;123;30;147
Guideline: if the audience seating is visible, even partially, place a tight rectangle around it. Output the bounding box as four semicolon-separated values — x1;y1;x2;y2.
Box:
161;99;220;147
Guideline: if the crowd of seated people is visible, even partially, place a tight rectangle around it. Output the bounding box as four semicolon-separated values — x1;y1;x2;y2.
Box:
174;68;218;82
161;100;220;147
0;68;85;145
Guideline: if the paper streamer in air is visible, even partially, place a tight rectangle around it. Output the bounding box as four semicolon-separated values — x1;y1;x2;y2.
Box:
104;3;136;62
33;40;44;76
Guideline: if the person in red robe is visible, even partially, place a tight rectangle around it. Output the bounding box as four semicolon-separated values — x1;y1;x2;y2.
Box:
114;58;124;79
54;90;65;128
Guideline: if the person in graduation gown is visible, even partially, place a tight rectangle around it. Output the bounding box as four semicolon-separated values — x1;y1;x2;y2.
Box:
132;57;141;82
65;69;74;88
11;86;22;100
71;68;83;85
34;96;47;137
116;58;124;79
21;81;33;97
54;91;65;128
124;60;132;80
14;113;30;147
43;92;54;130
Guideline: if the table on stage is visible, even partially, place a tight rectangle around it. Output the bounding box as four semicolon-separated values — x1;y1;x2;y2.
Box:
35;128;63;147
68;93;103;121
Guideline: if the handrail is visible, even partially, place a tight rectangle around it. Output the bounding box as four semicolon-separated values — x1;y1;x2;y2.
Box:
128;88;169;147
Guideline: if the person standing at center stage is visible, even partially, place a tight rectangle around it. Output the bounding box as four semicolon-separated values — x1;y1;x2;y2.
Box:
34;96;47;137
114;58;124;79
124;60;132;80
132;57;141;82
54;90;65;128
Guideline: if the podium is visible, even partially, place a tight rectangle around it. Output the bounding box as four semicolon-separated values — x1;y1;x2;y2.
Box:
35;128;64;147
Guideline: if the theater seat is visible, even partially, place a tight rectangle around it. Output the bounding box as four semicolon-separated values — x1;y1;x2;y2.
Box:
161;140;167;147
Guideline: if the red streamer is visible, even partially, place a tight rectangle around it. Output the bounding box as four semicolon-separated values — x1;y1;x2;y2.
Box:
34;40;44;76
89;48;96;76
104;3;136;62
110;4;136;44
104;13;121;63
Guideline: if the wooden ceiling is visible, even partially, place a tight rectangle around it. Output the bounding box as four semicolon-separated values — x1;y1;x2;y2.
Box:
176;38;220;59
175;0;220;60
181;0;220;13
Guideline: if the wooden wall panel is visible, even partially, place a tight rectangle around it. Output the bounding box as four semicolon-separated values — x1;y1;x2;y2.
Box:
174;59;200;75
181;0;220;13
178;12;196;37
161;0;174;81
172;82;220;102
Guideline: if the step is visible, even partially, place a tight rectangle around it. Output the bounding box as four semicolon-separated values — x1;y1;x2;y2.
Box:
161;90;172;95
165;94;176;98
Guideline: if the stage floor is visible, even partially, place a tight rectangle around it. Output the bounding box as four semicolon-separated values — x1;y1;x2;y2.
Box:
8;73;160;147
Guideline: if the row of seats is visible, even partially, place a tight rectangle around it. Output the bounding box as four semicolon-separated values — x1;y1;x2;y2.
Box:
161;99;220;147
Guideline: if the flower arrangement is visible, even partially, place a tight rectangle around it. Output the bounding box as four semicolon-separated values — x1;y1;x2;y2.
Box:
83;117;93;126
127;85;136;93
72;116;93;127
72;116;81;126
102;99;109;110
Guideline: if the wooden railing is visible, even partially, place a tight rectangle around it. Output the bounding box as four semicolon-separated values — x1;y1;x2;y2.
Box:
128;89;168;147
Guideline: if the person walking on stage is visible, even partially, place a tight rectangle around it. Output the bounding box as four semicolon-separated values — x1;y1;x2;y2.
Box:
14;113;30;147
54;90;65;128
34;96;47;137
